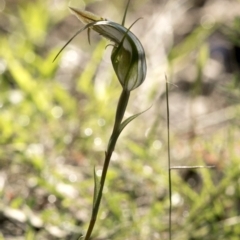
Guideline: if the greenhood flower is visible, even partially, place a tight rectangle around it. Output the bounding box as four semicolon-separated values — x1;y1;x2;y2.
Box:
53;6;149;240
69;7;147;91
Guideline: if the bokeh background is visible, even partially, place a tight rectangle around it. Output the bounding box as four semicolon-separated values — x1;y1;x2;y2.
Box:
1;0;240;239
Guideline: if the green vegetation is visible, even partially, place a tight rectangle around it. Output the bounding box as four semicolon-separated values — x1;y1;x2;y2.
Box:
0;0;240;239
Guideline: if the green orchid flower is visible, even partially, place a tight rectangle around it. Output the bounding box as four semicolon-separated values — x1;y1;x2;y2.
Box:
54;5;148;240
63;7;147;91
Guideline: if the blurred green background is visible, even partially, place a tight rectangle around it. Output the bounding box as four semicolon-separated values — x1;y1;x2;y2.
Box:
1;0;240;239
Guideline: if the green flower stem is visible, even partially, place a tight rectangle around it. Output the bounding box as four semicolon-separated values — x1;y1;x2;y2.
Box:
83;89;130;240
108;89;130;153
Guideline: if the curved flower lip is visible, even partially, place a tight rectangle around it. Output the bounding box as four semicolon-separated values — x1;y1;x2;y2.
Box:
93;21;146;91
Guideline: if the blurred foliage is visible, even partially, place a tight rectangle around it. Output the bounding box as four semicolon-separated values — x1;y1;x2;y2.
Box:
0;0;240;239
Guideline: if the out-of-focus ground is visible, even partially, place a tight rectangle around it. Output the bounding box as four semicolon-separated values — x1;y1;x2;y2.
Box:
1;0;240;239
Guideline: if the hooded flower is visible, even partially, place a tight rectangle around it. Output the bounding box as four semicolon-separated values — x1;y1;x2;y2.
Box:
69;7;147;91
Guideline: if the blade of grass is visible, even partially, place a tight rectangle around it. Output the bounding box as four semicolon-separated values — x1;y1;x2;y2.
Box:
165;76;172;240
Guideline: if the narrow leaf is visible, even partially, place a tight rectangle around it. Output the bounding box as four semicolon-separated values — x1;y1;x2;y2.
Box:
53;21;99;62
118;106;151;136
122;0;131;26
87;28;91;44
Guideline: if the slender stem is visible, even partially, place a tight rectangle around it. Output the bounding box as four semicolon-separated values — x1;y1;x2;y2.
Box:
166;80;172;240
83;151;112;240
82;89;130;240
108;89;130;152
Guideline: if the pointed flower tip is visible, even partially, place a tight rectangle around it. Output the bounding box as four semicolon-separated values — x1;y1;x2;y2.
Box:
69;7;105;25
